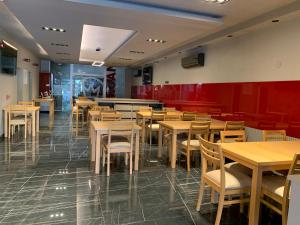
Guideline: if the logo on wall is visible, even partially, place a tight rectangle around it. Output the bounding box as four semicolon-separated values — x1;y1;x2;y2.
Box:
83;77;104;97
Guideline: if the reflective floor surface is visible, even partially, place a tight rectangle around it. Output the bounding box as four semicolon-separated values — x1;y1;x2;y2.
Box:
0;113;281;225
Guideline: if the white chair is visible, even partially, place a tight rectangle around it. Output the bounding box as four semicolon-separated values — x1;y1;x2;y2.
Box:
196;137;251;225
102;124;134;176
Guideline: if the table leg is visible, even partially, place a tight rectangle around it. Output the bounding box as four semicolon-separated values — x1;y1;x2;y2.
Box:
4;110;8;138
142;117;145;144
36;110;40;132
134;130;140;171
158;125;163;158
32;111;36;137
249;166;262;225
171;130;177;169
76;106;79;136
95;132;101;174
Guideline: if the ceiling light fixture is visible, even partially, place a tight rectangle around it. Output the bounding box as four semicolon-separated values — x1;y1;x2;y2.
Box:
42;26;66;32
2;40;18;51
147;38;166;44
92;61;105;67
205;0;230;4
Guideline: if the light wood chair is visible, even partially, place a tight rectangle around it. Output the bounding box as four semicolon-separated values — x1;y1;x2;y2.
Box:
196;137;251;225
196;114;212;121
178;121;211;171
8;105;31;139
18;101;33;106
182;112;197;121
164;113;182;121
139;106;152;112
78;96;88;100
163;107;176;112
225;121;245;130
102;123;134;176
147;111;166;148
99;106;113;112
260;154;300;225
89;105;101;111
72;105;84;127
100;112;122;121
262;130;287;141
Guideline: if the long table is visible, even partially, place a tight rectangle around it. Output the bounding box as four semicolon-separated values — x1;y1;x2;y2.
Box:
136;111;183;144
3;105;40;137
158;120;226;168
219;141;300;225
90;121;141;174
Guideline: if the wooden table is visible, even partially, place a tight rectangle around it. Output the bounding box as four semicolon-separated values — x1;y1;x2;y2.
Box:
33;98;55;117
136;111;183;144
3;105;40;138
219;141;300;225
158;120;226;168
90;121;141;174
75;99;97;135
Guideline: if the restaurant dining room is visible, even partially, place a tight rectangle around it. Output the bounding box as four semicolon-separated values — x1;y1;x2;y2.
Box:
1;0;300;224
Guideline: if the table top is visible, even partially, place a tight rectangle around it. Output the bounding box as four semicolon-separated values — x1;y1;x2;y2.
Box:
137;111;183;118
34;98;54;102
91;121;141;131
76;99;97;106
3;105;40;111
219;141;300;167
158;119;225;130
89;111;122;117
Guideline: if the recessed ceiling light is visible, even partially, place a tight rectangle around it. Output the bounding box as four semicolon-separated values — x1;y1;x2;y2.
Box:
272;19;280;23
205;0;230;4
42;26;66;32
147;38;166;44
92;61;105;67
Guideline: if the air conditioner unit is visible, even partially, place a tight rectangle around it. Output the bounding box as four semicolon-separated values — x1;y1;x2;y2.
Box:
181;53;205;68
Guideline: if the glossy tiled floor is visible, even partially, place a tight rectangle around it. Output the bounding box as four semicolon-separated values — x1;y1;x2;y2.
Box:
0;113;281;225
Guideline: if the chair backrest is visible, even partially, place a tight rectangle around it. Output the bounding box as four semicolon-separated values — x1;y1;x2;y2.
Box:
18;101;33;106
200;137;225;188
188;121;211;142
225;121;245;130
183;112;197;121
78;96;88;100
8;105;28;121
163;107;176;112
100;106;113;112
220;130;246;143
139;106;152;112
101;112;121;121
196;114;212;121
165;113;181;121
150;111;166;123
90;105;101;111
262;130;286;142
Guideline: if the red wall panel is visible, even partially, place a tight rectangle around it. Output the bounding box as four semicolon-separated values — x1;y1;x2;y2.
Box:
132;81;300;138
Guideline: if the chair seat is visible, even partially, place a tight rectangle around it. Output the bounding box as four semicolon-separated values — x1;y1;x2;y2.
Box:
224;162;252;177
102;135;129;143
262;175;286;197
147;124;160;130
181;139;199;147
206;169;251;190
104;142;131;151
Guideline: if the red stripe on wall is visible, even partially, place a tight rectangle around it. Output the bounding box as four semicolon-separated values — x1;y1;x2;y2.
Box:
132;81;300;138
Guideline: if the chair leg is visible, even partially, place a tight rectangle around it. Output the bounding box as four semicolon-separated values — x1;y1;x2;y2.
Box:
102;151;106;167
240;194;244;214
214;192;225;225
107;152;110;176
8;124;11;139
196;179;205;211
129;151;132;175
125;153;128;166
187;150;191;172
282;204;288;225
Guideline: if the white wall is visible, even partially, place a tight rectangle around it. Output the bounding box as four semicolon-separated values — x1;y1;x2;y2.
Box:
0;32;39;136
136;16;300;85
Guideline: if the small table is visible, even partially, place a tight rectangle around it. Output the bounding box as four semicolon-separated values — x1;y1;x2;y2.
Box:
33;98;55;117
158;120;225;168
3;105;40;138
90;121;141;174
136;111;183;144
219;141;300;225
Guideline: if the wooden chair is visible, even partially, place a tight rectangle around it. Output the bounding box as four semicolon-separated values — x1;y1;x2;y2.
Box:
147;111;166;148
89;105;101;111
163;107;176;112
164;113;182;121
225;121;245;130
102;123;134;176
100;112;122;121
263;130;286;141
196;137;251;225
100;106;113;112
178;121;211;171
18;101;33;106
196;114;212;121
182;112;197;121
139;106;152;112
260;154;300;225
8;105;31;139
78;96;88;100
72;105;84;127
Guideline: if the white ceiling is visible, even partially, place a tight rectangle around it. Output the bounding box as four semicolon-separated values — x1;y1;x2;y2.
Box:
1;0;299;67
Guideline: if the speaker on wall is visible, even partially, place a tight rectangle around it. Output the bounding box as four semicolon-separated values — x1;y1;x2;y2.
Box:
142;66;153;85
